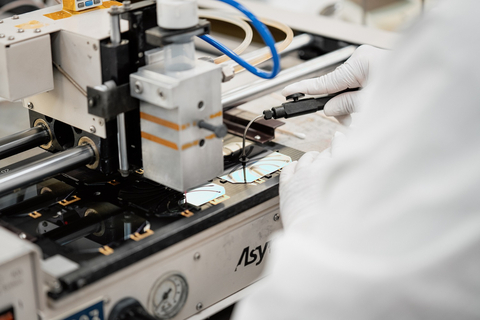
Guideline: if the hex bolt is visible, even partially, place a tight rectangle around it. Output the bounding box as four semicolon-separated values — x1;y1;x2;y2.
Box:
34;28;41;33
12;15;19;19
8;36;14;41
134;81;143;94
90;126;96;133
27;102;34;109
194;252;201;261
196;303;203;311
17;28;24;33
273;214;280;221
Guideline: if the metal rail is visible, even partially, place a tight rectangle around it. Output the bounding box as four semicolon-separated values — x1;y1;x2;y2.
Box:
0;144;95;197
0;126;50;160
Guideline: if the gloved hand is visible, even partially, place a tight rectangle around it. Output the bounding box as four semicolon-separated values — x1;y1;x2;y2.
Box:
282;45;388;125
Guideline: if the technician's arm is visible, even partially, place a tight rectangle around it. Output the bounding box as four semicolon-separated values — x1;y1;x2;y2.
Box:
282;45;389;125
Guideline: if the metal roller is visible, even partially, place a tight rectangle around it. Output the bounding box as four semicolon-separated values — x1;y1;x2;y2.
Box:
0;125;50;160
0;144;95;197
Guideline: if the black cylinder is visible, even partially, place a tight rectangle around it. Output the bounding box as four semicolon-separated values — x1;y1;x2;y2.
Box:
0;126;50;159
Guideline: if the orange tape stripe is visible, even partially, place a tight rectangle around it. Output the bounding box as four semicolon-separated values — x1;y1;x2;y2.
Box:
210;111;223;119
181;140;199;150
141;132;178;150
205;134;216;140
140;112;180;131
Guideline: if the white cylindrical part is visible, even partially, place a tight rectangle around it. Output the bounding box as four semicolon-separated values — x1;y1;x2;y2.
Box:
157;0;199;29
164;40;195;72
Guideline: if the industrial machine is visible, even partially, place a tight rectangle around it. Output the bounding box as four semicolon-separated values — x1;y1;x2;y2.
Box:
0;0;394;319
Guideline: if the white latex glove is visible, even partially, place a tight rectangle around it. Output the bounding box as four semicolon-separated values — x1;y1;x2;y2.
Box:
282;45;388;125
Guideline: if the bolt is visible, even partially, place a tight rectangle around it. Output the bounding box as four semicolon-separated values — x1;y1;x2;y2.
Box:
110;5;119;13
196;303;203;311
194;252;201;260
254;135;261;140
94;191;101;196
19;233;27;239
134;81;143;94
34;28;41;33
0;20;3;24
42;221;48;227
104;296;111;305
93;43;98;51
273;214;280;221
27;102;34;109
123;0;131;9
17;28;24;33
51;280;62;293
12;15;19;19
0;34;4;38
90;125;96;133
138;52;144;58
88;98;95;108
157;89;164;98
8;36;14;41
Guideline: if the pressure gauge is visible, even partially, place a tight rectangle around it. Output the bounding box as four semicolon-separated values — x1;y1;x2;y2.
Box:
148;273;189;319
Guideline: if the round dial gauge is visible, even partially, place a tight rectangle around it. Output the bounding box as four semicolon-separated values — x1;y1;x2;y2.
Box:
149;273;189;319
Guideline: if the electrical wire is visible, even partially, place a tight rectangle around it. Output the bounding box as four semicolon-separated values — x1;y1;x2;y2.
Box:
198;0;280;79
53;61;87;97
198;10;253;64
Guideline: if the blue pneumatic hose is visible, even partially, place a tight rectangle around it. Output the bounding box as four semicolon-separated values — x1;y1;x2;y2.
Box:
198;0;281;79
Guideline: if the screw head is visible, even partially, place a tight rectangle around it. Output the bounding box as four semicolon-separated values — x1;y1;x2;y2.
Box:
0;34;4;38
27;102;34;109
88;98;95;108
194;252;201;260
138;52;144;58
273;214;280;221
0;20;3;24
196;303;203;311
42;221;48;227
134;81;143;94
110;5;119;13
254;135;261;140
89;126;96;133
34;28;41;33
98;119;104;126
93;43;98;51
19;233;27;239
8;36;14;41
123;0;131;8
17;28;24;33
12;15;19;19
157;89;164;98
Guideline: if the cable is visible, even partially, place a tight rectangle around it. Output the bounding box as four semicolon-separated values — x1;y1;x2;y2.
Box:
53;61;87;97
198;0;280;79
198;10;253;64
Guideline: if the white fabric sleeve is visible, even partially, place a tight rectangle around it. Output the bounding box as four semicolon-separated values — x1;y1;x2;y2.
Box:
232;0;480;319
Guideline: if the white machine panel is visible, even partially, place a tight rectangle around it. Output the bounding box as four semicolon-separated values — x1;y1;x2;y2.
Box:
0;228;42;320
0;34;53;101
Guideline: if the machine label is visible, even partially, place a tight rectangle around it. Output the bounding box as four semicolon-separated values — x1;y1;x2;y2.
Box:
62;301;104;320
235;241;271;271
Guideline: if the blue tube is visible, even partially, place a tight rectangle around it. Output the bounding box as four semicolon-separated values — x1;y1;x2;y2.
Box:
198;0;281;79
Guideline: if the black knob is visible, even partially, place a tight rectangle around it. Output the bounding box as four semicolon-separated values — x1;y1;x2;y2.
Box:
285;92;305;102
198;120;228;138
108;298;156;320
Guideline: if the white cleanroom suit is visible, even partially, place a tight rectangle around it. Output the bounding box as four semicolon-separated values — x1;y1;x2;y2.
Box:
232;0;480;319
